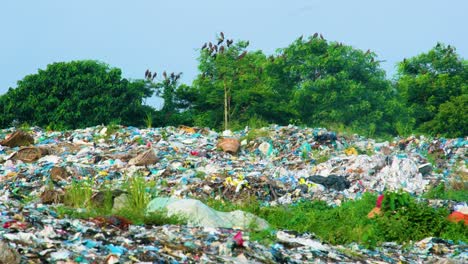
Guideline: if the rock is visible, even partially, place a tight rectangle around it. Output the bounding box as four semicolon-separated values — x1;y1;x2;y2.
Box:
50;166;69;182
146;197;269;230
129;149;158;166
0;130;34;147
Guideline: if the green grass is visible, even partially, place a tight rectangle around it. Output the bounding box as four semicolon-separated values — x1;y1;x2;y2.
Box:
423;183;468;202
203;192;468;247
241;128;271;143
56;173;186;226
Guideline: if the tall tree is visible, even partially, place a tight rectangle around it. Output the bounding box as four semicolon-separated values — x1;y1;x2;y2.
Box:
0;60;154;129
277;35;398;136
396;43;467;135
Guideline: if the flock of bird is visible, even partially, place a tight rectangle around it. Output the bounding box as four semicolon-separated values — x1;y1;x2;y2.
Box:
144;69;182;83
144;32;381;81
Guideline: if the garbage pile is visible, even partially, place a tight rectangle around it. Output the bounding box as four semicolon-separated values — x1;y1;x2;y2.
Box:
0;125;467;263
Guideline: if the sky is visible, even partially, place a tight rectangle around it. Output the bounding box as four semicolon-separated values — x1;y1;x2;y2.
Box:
1;0;467;108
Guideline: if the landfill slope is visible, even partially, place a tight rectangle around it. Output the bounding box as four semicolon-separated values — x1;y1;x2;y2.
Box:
0;125;467;263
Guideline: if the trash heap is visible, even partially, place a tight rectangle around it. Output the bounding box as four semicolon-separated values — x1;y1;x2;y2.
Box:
0;125;467;263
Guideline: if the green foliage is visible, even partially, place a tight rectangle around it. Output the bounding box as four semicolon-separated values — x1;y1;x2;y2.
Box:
0;60;155;129
64;178;93;208
123;173;152;212
424;183;468;202
396;43;467;137
241;128;271;142
204;192;467;247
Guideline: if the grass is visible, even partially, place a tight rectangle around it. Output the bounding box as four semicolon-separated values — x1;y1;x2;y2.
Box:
423;183;468;202
59;176;467;247
56;173;185;226
203;192;468;248
311;149;331;163
241;128;271;143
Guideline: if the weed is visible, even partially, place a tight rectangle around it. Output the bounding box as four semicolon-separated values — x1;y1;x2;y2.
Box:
144;112;153;128
64;178;93;208
241;128;270;143
423;183;468;202
311;149;330;164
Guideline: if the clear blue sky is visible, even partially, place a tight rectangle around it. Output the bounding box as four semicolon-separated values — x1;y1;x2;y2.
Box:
1;0;467;108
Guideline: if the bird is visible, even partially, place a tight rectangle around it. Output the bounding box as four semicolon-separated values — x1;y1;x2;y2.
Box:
313;33;318;38
217;38;223;45
170;72;175;79
152;72;157;80
220;32;224;39
238;51;247;60
365;49;370;55
320;34;324;40
201;43;207;50
214;45;218;52
163;71;167;79
219;45;225;53
145;69;150;78
209;42;213;49
226;39;233;47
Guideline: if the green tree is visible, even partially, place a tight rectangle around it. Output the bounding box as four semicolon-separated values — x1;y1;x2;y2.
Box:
144;71;193;127
396;43;467;136
277;35;399;136
179;34;288;130
0;60;154;129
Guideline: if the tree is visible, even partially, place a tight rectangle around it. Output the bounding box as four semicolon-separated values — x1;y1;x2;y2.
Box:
276;35;398;136
179;34;286;130
0;60;154;129
396;43;467;136
143;70;193;127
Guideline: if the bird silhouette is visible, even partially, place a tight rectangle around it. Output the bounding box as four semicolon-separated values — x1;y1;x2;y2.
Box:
219;45;225;53
209;42;213;49
170;72;175;79
238;51;247;60
214;45;218;52
320;34;324;40
145;69;150;78
163;71;167;79
217;38;223;45
152;72;157;80
201;43;207;50
226;39;233;47
220;32;224;39
313;33;318;38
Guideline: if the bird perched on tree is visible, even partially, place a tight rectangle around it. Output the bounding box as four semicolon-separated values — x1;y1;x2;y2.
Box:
145;69;150;78
313;33;318;38
237;51;247;60
170;72;175;80
320;34;324;40
163;71;167;79
226;39;233;47
220;32;224;39
219;45;225;54
152;72;157;80
209;42;213;49
201;43;207;50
